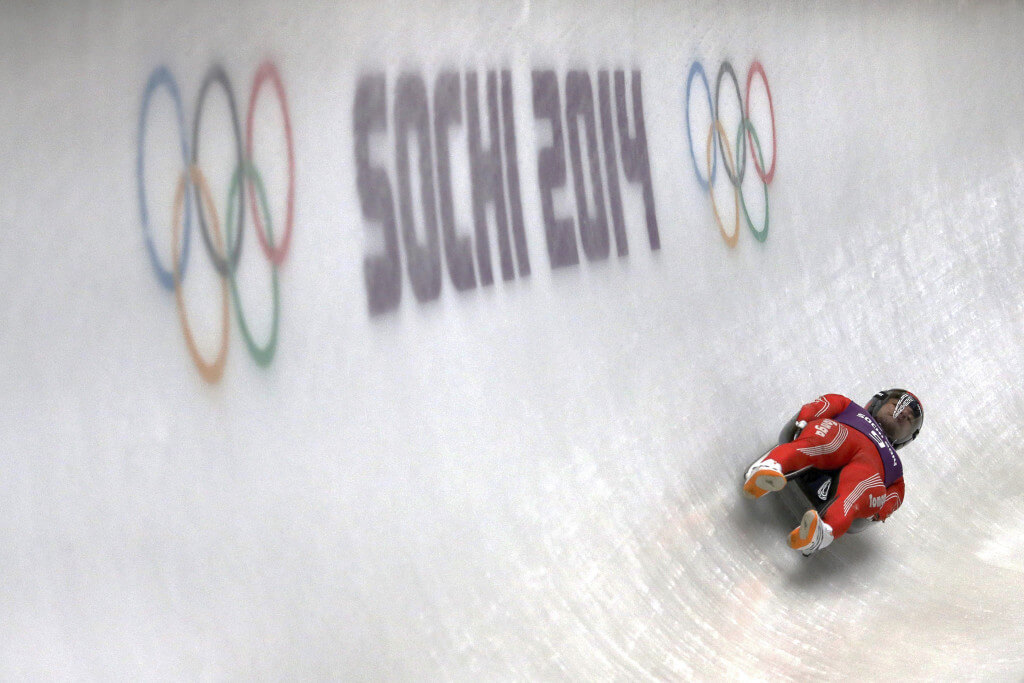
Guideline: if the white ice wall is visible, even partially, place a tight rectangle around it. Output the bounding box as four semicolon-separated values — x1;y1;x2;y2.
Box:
2;1;1023;678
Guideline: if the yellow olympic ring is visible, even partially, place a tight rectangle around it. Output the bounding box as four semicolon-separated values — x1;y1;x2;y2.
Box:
172;166;230;384
707;119;739;248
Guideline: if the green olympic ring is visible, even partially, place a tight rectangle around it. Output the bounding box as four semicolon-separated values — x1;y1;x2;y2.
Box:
225;162;280;367
738;118;769;242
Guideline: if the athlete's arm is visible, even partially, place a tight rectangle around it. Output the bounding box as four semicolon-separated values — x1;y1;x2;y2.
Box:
796;394;851;423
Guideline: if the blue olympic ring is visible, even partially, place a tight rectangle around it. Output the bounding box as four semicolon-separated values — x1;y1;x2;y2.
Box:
137;65;193;290
685;61;717;191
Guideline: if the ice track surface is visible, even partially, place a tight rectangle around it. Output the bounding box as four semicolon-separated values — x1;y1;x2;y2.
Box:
1;1;1023;678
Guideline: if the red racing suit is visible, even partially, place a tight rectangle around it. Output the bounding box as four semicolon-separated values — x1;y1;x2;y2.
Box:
770;394;905;538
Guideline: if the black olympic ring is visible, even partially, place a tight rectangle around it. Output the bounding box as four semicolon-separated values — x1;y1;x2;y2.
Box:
715;61;746;187
191;64;246;277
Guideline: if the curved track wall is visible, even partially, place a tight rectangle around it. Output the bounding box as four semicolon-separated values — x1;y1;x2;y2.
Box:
1;1;1022;677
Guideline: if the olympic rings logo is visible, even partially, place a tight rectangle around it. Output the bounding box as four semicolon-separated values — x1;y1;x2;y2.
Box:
685;60;776;246
136;61;295;383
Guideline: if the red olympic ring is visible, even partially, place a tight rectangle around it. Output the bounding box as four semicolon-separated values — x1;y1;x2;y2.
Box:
246;60;295;266
745;61;776;184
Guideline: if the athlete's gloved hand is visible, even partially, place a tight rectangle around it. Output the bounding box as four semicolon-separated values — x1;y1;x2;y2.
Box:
779;416;808;444
782;419;806;446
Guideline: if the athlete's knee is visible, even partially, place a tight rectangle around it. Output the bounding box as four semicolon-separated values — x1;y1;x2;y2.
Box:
835;477;886;526
767;441;810;472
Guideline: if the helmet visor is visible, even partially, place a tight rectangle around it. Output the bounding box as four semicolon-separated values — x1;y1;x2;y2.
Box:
893;393;923;421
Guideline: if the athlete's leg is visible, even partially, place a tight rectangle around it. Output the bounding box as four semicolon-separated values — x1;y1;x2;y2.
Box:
744;419;853;499
770;418;854;474
820;453;887;538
